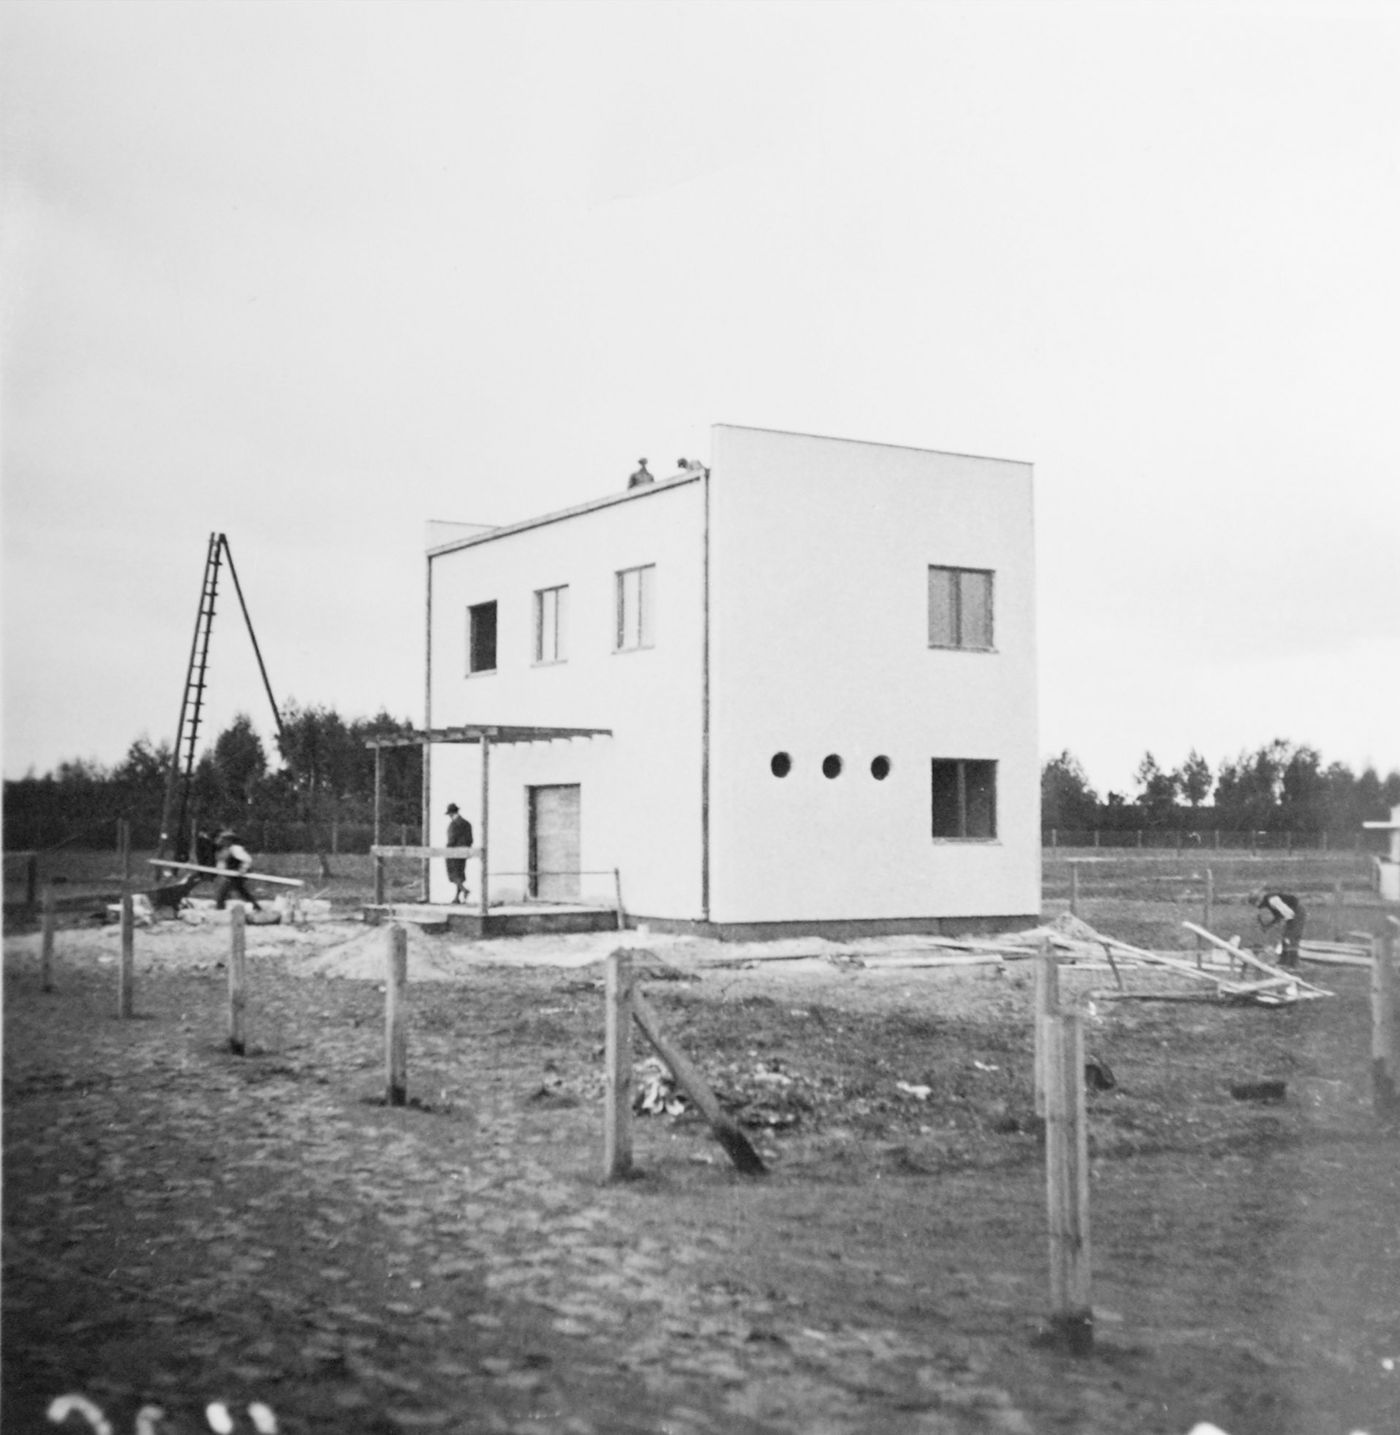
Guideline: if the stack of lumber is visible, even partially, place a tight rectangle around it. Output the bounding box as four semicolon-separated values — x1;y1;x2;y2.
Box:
1298;939;1373;968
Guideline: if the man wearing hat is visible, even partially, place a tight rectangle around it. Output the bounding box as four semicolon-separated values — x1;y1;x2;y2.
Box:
445;804;474;904
215;830;263;912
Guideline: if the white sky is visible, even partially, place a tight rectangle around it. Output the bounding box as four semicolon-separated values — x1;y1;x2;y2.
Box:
3;0;1398;797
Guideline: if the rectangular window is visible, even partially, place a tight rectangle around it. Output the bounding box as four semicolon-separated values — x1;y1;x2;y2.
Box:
931;759;998;839
468;600;497;673
928;566;994;650
534;585;568;664
615;564;655;651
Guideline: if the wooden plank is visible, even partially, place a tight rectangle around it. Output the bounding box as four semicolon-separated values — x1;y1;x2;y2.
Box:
630;990;766;1175
1181;922;1331;995
145;859;304;888
603;951;633;1179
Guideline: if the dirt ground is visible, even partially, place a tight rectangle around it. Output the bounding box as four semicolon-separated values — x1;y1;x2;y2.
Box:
5;895;1400;1435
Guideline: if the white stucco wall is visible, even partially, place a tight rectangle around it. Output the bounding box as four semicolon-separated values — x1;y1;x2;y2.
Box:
426;477;705;915
705;425;1039;924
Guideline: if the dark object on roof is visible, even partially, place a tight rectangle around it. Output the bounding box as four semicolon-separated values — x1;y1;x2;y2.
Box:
628;458;653;489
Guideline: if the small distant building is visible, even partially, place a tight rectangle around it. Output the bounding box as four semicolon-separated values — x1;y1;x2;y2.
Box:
1364;803;1400;901
420;424;1040;938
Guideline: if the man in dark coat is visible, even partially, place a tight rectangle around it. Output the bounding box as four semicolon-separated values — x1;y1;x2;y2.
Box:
1251;890;1305;969
445;803;473;904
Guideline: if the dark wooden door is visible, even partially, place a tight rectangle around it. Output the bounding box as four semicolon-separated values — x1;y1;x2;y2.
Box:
529;784;581;901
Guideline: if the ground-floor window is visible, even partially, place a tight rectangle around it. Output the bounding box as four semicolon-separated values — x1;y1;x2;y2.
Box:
930;759;997;839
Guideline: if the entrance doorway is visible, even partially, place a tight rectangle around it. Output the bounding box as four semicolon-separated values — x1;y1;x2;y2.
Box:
528;784;581;901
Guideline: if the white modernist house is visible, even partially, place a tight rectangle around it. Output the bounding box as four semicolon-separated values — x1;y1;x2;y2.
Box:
423;424;1039;938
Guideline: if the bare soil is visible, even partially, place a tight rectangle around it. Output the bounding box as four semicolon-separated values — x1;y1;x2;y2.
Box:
5;894;1400;1435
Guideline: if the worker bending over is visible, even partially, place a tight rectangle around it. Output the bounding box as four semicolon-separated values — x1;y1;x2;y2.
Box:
1250;889;1304;969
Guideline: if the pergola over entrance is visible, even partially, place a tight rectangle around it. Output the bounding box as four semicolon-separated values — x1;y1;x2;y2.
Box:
364;724;613;914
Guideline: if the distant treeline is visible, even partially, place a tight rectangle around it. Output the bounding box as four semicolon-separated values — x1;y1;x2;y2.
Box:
1043;742;1400;843
3;704;424;852
6;724;1398;854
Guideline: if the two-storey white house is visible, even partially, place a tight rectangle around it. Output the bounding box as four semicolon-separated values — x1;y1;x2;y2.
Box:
422;424;1039;938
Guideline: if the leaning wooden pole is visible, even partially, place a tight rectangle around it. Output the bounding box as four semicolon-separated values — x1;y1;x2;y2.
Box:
385;924;408;1107
228;904;248;1056
1045;1010;1093;1353
1372;929;1398;1117
603;951;634;1179
630;990;766;1175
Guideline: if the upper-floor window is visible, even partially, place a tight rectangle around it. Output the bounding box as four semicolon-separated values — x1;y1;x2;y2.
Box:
615;564;655;651
534;585;568;664
931;758;997;839
928;566;994;650
468;600;497;673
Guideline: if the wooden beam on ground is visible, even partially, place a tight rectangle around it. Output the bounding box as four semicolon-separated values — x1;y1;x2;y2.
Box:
145;859;304;888
630;990;766;1176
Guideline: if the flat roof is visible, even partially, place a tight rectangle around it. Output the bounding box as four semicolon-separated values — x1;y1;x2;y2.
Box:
366;725;613;748
426;470;701;557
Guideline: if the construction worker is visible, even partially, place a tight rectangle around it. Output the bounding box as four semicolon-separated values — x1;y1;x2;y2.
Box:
445;803;474;904
1250;889;1305;969
215;830;263;912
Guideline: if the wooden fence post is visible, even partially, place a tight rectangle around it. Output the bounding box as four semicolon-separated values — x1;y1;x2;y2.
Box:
41;886;56;992
118;818;131;893
1332;880;1343;942
1034;939;1060;1119
386;924;408;1107
1373;930;1398;1117
613;868;626;931
1045;1010;1093;1353
118;894;135;1018
1068;862;1080;918
1198;868;1214;965
229;904;247;1056
373;853;385;906
604;950;633;1179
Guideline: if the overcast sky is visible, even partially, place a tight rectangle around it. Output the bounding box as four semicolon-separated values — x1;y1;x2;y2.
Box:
3;0;1398;798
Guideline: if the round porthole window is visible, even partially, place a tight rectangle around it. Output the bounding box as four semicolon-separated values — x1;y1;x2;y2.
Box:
822;754;843;779
871;755;891;780
770;752;792;778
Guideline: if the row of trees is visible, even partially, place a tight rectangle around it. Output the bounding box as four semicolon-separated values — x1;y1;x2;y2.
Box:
1042;740;1400;837
3;704;425;851
8;721;1397;852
